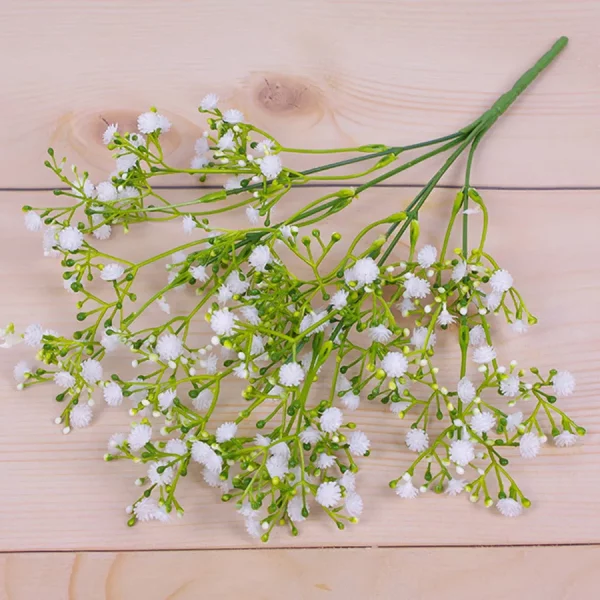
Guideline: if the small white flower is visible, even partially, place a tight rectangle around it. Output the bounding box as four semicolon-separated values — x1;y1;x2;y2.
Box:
404;276;430;299
260;154;282;179
241;305;260;325
218;130;236;151
490;269;513;293
96;181;118;202
182;215;196;235
320;407;343;433
100;263;124;281
345;492;363;518
368;325;393;343
417;245;437;268
497;498;523;518
510;319;529;334
457;377;476;402
194;137;209;154
116;152;138;173
389;401;411;415
469;325;486;347
190;265;208;282
102;123;118;145
266;454;289;479
411;326;436;349
452;261;467;282
24;323;44;348
202;353;219;374
500;374;520;397
200;93;219;110
148;460;175;486
279;225;293;240
346;257;379;287
287;495;307;522
330;289;349;310
449;440;475;466
165;439;187;456
299;426;322;445
223;109;244;124
156;333;183;362
554;430;578;448
157;296;171;315
246;206;260;224
225;271;249;295
81;358;103;385
13;361;31;383
137;111;171;134
469;411;496;435
348;430;370;456
519;432;542;459
216;421;238;442
192;389;213;411
128;424;152;451
92;214;111;240
339;471;356;492
316;482;342;508
485;291;502;311
405;428;429;452
108;433;126;453
191;155;208;169
395;478;419;499
506;411;524;433
445;478;466;496
552;371;576;397
317;453;336;469
53;370;75;389
58;227;84;252
279;362;304;387
256;139;275;154
210;308;236;337
473;344;496;364
248;245;272;272
70;403;93;429
103;381;123;407
381;352;408;378
158;388;176;411
134;497;169;523
224;175;243;191
340;391;360;411
101;329;121;352
463;207;481;215
191;441;222;474
437;304;455;326
217;285;233;305
24;211;43;232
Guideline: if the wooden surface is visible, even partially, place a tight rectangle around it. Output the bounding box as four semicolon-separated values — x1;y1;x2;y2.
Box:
2;546;599;600
1;0;599;597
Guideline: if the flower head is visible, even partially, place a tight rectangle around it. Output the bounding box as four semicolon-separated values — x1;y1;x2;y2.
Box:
266;454;289;479
102;123;118;145
554;430;578;448
340;391;360;411
497;498;522;518
24;211;43;232
452;261;467;282
552;371;575;397
128;424;152;451
70;403;93;428
395;478;419;499
299;426;322;445
24;323;43;348
191;441;222;473
103;381;123;407
101;263;124;281
381;352;408;378
449;440;475;466
279;362;304;387
346;257;379;287
417;244;437;268
469;411;496;435
81;358;103;385
320;407;343;433
405;428;429;452
368;325;393;343
490;269;513;293
457;377;476;402
411;326;436;349
223;109;244;124
473;345;496;364
519;432;542;459
200;93;219;110
134;497;169;523
155;333;183;362
506;411;523;433
248;245;272;272
446;478;466;496
137;111;171;134
500;374;520;397
345;492;364;518
216;422;238;443
330;290;349;310
348;430;370;456
404;276;430;299
58;227;84;252
316;481;342;508
260;155;282;179
469;325;486;347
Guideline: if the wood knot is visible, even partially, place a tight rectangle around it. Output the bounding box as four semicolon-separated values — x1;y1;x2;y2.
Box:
254;75;319;116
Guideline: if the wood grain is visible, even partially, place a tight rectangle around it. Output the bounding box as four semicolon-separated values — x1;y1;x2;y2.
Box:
1;188;598;551
1;546;599;600
1;1;599;187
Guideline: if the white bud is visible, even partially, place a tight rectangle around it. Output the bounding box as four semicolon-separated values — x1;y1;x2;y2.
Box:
456;466;465;475
478;308;487;315
54;417;62;425
510;360;518;367
135;478;143;487
419;359;427;367
478;365;487;373
459;306;468;316
152;410;161;418
402;473;411;482
125;505;133;515
261;521;269;531
386;266;395;273
189;367;196;376
419;485;427;493
131;360;139;368
62;426;71;435
211;336;220;346
427;269;434;278
238;352;246;360
497;366;506;373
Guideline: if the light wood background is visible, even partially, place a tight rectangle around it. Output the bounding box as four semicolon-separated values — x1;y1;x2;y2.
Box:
1;1;599;598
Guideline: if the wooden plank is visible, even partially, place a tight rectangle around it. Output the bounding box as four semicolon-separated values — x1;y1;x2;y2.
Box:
0;188;598;550
1;1;599;188
1;546;599;600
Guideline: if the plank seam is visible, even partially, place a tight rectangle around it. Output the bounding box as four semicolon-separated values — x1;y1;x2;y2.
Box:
2;542;599;554
1;185;600;192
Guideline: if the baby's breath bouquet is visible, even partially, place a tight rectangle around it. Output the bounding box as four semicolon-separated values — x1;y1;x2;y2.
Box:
2;37;585;540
